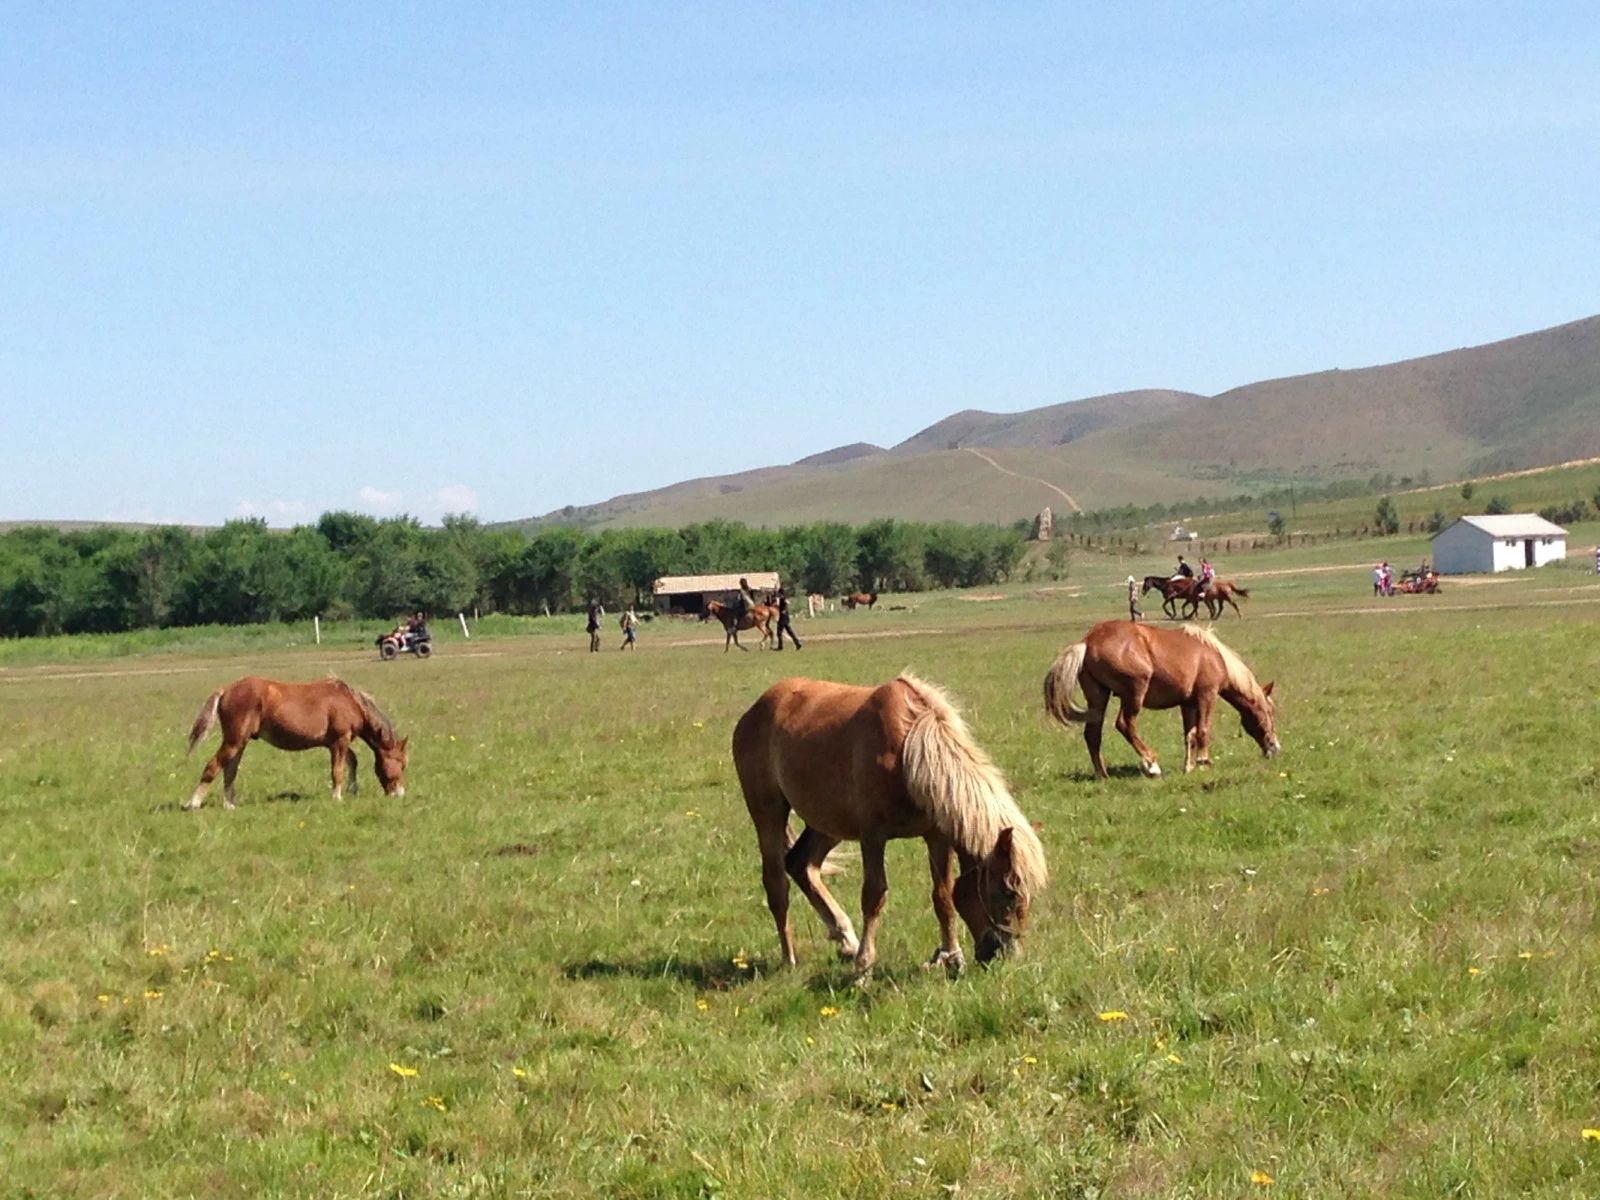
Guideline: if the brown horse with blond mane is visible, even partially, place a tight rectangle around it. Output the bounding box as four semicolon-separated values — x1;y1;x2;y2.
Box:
1043;621;1277;778
704;599;776;651
733;673;1047;978
184;677;409;810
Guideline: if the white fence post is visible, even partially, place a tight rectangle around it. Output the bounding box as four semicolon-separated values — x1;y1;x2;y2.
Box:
458;612;470;640
314;615;321;645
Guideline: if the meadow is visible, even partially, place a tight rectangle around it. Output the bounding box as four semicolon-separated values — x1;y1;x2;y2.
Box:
4;544;1600;1197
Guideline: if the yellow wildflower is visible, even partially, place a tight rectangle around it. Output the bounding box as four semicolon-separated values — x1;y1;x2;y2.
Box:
423;1095;446;1111
1097;1011;1129;1022
1250;1169;1274;1186
804;1036;815;1046
1583;1128;1600;1142
1468;967;1482;976
1311;887;1330;897
511;1067;528;1079
388;1063;419;1078
143;989;162;1000
880;1101;899;1111
1166;1053;1183;1064
1021;1055;1037;1065
1518;951;1534;960
820;1006;840;1017
96;994;111;1005
695;998;709;1012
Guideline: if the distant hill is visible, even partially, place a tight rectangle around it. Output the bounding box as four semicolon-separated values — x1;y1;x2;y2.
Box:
500;314;1600;531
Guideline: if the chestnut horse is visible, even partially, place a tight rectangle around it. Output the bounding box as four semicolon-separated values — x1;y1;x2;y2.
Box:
734;673;1047;977
1201;579;1250;619
1043;621;1277;778
184;677;409;810
704;600;776;652
1140;576;1202;620
842;592;878;610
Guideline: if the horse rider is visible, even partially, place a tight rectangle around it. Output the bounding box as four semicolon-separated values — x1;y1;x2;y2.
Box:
1172;555;1194;582
1197;557;1215;601
774;586;802;650
734;576;758;621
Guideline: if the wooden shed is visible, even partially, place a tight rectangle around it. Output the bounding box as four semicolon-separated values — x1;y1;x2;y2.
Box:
1430;514;1567;574
652;572;781;616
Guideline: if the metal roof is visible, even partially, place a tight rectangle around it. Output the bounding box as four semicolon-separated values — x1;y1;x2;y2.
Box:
1439;514;1568;539
653;571;781;595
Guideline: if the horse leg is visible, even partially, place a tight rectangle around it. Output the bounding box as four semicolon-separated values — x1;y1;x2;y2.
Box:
1081;676;1113;779
220;745;245;809
752;806;797;966
785;827;858;960
1194;692;1217;767
186;737;246;811
1115;685;1162;777
329;735;353;800
923;837;964;976
1181;703;1199;773
345;746;359;795
854;837;890;980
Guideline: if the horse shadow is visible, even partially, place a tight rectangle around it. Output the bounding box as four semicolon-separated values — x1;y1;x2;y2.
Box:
157;789;315;813
563;954;916;995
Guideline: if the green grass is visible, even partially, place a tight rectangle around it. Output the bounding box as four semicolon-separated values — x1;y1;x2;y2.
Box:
5;548;1600;1196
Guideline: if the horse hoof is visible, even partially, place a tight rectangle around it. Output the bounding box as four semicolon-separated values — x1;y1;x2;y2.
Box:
925;948;965;978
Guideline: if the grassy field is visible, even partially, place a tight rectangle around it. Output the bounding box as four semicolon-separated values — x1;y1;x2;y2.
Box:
5;547;1600;1197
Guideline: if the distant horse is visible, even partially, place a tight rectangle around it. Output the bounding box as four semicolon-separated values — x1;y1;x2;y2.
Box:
733;674;1047;977
184;677;409;810
843;592;878;610
704;600;775;652
1201;579;1250;619
1043;621;1277;778
1141;576;1202;620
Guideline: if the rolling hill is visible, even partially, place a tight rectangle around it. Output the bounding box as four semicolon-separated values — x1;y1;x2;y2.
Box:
504;314;1600;531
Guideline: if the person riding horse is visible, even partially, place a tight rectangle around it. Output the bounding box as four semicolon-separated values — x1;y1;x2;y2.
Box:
733;577;758;622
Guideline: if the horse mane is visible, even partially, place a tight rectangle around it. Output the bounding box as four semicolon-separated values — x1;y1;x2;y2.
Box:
896;673;1047;901
1179;626;1266;705
334;677;397;746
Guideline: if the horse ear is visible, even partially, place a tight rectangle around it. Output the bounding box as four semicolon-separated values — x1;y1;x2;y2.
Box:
400;736;409;750
1263;681;1274;697
993;826;1016;864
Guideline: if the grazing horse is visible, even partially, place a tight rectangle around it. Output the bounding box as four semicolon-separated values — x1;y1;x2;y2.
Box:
1201;579;1250;619
733;674;1047;977
1141;576;1202;620
704;600;775;652
842;592;878;611
184;677;409;810
1043;621;1278;778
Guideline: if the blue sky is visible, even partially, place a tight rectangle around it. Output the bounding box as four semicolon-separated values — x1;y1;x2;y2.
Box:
4;3;1598;525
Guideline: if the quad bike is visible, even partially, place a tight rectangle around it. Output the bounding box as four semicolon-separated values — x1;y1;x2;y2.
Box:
377;629;433;660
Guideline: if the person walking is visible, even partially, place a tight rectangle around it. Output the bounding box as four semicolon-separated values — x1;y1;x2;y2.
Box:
586;602;601;652
1372;564;1384;596
619;606;638;650
774;586;802;650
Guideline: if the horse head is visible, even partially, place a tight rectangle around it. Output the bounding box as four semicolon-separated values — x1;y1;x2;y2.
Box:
372;735;409;796
1236;680;1279;758
954;827;1036;963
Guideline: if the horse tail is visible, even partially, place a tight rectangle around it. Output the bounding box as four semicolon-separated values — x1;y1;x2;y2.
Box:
186;688;224;755
898;674;1046;894
1232;584;1250;598
1042;641;1091;725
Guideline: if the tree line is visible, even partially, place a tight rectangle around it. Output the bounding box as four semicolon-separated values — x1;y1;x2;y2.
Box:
0;514;1030;638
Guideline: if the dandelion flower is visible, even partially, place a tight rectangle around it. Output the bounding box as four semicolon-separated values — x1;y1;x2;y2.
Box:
424;1095;446;1111
820;1006;840;1018
96;994;111;1005
1518;951;1534;960
1583;1128;1600;1142
143;989;163;1000
512;1067;528;1079
1250;1169;1274;1185
388;1063;419;1078
1467;967;1482;976
1021;1055;1037;1065
880;1101;899;1111
805;1036;814;1046
1097;1011;1129;1022
1311;887;1330;897
691;720;705;730
695;998;709;1012
1166;1053;1183;1064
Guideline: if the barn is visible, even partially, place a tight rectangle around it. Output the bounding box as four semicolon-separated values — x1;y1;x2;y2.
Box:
652;572;780;616
1430;514;1567;575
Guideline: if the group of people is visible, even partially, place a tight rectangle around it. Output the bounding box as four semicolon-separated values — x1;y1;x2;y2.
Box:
1125;555;1216;621
584;575;805;652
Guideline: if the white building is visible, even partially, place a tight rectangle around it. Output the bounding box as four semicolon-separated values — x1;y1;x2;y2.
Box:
1430;514;1567;575
652;571;781;615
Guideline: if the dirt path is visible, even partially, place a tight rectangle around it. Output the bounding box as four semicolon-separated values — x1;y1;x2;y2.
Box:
962;447;1082;513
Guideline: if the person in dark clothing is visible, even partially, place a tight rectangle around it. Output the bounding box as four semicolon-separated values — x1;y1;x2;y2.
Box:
1172;556;1194;581
586;603;601;653
774;587;802;650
